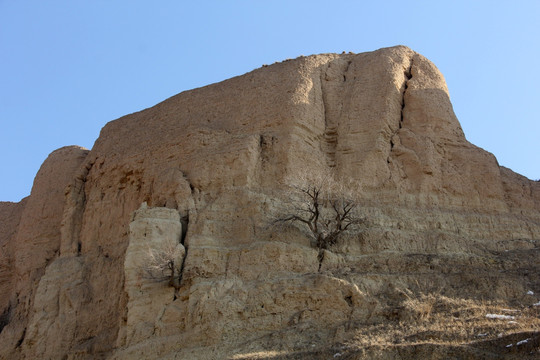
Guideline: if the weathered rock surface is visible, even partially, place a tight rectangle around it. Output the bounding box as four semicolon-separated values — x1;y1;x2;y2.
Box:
0;199;26;333
1;46;539;359
0;146;89;359
122;203;185;346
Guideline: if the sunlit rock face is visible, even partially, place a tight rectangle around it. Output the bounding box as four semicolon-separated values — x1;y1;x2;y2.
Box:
1;46;539;359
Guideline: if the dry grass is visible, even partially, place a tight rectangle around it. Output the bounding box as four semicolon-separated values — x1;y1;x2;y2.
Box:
346;293;540;350
227;293;539;359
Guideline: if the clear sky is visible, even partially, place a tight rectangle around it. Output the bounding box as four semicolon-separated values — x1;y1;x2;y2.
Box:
1;1;539;202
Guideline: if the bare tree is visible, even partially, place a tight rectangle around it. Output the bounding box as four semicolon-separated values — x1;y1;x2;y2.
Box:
275;173;364;271
141;238;185;290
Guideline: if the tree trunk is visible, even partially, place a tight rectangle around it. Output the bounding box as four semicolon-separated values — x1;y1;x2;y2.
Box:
317;248;325;272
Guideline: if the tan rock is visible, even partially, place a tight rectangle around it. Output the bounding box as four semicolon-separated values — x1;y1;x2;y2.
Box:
0;199;27;331
0;146;88;359
1;46;539;359
121;203;184;346
22;256;88;358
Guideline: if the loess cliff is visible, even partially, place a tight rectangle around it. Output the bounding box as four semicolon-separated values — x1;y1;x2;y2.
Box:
1;46;539;359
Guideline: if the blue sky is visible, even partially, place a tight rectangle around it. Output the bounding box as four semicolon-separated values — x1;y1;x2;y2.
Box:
1;1;539;202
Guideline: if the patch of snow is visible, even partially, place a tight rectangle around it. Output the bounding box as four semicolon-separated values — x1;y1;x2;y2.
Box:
516;338;530;346
333;353;342;358
497;333;503;338
533;301;540;306
486;314;515;320
526;290;534;295
506;344;513;348
508;321;518;325
477;333;488;337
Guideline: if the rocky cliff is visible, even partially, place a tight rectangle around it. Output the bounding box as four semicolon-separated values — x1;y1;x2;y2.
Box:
1;46;539;359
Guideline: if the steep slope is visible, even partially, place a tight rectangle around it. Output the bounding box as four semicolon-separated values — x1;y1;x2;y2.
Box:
0;46;539;359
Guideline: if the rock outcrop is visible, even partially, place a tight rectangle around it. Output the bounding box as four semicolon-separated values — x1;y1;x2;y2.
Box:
1;46;539;359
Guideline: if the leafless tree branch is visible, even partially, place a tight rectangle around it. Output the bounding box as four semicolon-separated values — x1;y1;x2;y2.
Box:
274;172;364;271
141;239;185;289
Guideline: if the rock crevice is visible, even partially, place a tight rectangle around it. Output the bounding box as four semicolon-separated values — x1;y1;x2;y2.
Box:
318;56;356;171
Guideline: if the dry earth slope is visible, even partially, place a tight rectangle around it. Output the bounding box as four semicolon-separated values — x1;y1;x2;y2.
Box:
0;46;539;359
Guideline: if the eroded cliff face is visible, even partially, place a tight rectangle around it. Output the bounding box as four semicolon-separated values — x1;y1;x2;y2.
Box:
1;46;539;359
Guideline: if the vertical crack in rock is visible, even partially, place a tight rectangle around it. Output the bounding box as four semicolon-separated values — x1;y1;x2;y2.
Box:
342;59;351;81
15;328;26;348
400;58;413;129
0;303;12;334
258;133;276;174
387;57;414;166
60;157;95;256
176;212;189;294
320;58;351;168
320;64;335;168
175;174;197;293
